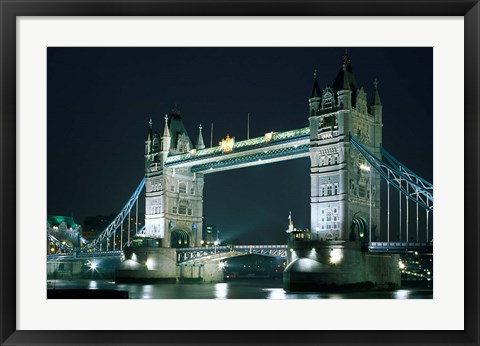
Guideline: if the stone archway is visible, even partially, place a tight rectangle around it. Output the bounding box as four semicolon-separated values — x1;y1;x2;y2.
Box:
170;228;190;248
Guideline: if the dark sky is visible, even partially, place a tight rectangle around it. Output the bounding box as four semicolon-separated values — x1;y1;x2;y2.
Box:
47;47;432;244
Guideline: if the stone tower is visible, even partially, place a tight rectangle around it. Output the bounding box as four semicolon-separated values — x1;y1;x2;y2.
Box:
308;53;382;242
144;107;204;248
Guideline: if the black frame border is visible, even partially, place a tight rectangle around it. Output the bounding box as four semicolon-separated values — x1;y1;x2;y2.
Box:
1;1;478;345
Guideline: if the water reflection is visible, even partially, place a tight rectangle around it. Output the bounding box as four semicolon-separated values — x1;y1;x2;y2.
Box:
263;288;287;299
142;285;153;299
215;283;228;299
48;279;431;299
394;290;411;299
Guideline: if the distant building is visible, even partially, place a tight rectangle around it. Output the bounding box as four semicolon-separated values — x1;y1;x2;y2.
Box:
204;224;217;246
285;212;311;241
47;215;83;253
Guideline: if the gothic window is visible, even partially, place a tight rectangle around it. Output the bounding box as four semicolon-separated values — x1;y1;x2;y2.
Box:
320;157;325;166
326;212;332;222
172;206;178;214
323;116;333;128
179;182;187;194
320;186;325;196
187;208;192;216
334;184;338;195
334;155;338;164
327;157;331;165
327;185;332;196
190;187;195;195
321;209;325;214
178;200;188;215
333;208;337;214
323;93;333;109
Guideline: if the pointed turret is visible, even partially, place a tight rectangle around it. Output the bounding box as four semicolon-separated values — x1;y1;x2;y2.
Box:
309;69;321;116
370;78;382;106
333;50;358;107
196;124;205;150
161;115;171;158
162;115;171;138
311;69;321;98
145;118;154;141
337;64;353;109
370;78;383;123
145;119;154;155
145;119;155;172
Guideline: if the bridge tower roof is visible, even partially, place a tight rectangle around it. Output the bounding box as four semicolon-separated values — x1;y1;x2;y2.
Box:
168;106;192;152
332;51;358;104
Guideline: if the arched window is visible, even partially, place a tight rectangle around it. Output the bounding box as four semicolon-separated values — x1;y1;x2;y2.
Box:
327;185;332;196
324;93;333;109
179;182;187;194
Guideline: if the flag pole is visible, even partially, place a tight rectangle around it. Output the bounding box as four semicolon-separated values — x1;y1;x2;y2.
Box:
210;123;213;148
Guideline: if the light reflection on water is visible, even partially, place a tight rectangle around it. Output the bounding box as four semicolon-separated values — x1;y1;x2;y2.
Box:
215;283;228;299
47;279;432;299
394;289;411;299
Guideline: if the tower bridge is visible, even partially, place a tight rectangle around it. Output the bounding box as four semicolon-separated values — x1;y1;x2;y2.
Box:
47;52;433;291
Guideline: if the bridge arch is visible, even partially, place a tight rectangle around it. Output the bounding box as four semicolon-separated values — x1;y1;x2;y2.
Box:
170;227;191;248
350;216;368;241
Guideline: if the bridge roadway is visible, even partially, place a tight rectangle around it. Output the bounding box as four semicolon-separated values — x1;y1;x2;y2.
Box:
47;242;433;264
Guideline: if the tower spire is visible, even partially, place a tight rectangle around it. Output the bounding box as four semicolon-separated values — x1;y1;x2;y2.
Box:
162;114;170;138
371;78;382;106
311;69;321;98
196;124;205;150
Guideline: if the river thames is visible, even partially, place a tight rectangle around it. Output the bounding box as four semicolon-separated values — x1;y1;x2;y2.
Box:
47;278;432;299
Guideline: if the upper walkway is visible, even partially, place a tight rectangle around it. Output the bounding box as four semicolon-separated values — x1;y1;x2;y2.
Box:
164;127;310;173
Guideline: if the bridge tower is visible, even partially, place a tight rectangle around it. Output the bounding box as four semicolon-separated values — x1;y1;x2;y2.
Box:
309;53;382;243
284;53;399;292
144;107;204;248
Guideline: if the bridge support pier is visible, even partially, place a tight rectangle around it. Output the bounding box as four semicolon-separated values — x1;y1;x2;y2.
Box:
115;245;224;283
283;241;400;292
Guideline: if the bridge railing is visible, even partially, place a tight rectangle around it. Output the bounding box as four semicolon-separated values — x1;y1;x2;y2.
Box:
362;241;433;253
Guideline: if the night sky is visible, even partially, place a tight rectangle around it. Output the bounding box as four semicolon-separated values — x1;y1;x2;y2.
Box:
47;47;432;244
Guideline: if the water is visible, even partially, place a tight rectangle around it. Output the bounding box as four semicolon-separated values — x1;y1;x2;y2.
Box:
47;279;433;299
